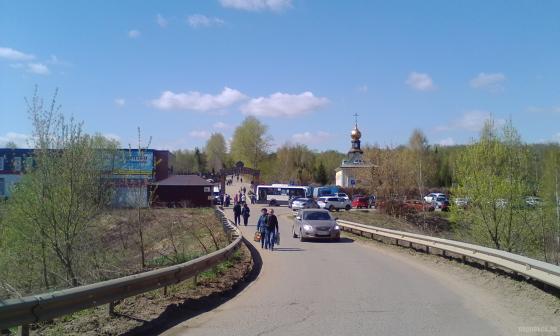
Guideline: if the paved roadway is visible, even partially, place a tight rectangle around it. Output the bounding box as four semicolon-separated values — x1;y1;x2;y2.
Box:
161;181;511;336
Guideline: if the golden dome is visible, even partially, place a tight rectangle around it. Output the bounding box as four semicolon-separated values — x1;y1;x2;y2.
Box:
351;125;361;140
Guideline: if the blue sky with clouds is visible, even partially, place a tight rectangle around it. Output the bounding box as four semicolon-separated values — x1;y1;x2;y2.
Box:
1;0;560;151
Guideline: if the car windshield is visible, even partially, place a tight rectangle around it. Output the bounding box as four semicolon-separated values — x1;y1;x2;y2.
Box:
303;211;331;220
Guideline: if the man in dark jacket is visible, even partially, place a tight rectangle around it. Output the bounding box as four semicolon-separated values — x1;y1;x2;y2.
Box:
266;209;279;251
241;203;250;226
233;202;242;226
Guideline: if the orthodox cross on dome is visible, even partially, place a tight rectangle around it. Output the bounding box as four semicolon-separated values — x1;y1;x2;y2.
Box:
353;112;359;126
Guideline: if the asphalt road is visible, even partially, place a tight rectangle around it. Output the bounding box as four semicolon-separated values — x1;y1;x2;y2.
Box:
161;182;513;336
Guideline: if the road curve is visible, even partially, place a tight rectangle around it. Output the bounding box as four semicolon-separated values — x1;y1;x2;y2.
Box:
162;183;508;336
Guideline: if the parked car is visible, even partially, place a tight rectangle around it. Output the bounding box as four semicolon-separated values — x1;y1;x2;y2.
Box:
291;198;319;211
317;196;352;211
292;209;340;241
525;196;543;207
495;198;508;209
403;199;434;213
352;195;370;209
423;192;446;203
368;195;377;208
333;192;350;200
432;196;450;211
454;197;470;208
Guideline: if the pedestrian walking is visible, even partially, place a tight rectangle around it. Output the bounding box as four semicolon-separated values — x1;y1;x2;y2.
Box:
233;202;242;226
241;203;250;226
243;186;246;194
257;208;269;249
234;193;239;204
266;209;279;251
241;193;246;204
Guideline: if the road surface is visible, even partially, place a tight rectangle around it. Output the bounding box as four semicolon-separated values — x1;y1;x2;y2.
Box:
161;181;532;336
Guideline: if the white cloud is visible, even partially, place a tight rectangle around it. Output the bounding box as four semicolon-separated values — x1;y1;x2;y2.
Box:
437;110;506;132
291;131;332;145
0;132;31;147
552;133;560;143
0;47;35;61
438;137;455;146
220;0;292;12
114;98;126;107
527;106;560;114
213;121;231;130
405;72;436;91
102;133;121;143
26;63;50;75
156;14;168;28
187;14;225;28
189;130;211;139
241;91;329;118
151;87;247;112
357;85;368;93
470;72;506;92
128;30;141;38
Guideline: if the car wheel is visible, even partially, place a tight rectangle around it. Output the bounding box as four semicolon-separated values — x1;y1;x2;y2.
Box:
329;205;335;212
333;237;340;242
292;226;297;238
345;205;351;211
299;230;306;242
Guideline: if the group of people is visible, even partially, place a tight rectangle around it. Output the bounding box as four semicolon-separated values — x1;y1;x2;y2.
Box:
257;208;279;251
233;202;251;226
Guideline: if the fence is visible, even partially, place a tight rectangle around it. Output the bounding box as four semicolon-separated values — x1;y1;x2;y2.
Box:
337;219;560;290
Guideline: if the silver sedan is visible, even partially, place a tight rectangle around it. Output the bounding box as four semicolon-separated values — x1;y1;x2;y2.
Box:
292;209;340;242
291;198;319;211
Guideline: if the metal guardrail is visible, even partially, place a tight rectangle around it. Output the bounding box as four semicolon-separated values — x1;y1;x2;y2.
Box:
0;208;242;332
337;219;560;290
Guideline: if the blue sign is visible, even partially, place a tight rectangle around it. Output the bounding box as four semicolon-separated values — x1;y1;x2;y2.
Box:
111;149;154;179
350;179;356;186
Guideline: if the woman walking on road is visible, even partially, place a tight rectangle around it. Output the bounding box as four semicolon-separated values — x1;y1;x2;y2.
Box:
266;209;279;251
257;208;269;249
241;203;250;226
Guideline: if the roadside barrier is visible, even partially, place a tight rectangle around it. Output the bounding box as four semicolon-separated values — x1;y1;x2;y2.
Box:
0;208;242;335
337;219;560;290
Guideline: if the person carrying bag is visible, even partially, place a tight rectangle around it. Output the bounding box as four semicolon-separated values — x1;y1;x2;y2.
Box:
256;208;269;248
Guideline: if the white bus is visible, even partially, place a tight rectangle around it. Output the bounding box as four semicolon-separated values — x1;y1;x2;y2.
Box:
256;184;310;206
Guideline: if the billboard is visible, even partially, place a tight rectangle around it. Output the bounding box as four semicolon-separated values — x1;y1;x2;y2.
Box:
110;149;154;179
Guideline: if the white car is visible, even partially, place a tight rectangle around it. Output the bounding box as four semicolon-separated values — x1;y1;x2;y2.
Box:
317;196;352;211
424;193;446;203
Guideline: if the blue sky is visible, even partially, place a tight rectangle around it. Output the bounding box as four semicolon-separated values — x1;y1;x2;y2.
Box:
1;0;560;152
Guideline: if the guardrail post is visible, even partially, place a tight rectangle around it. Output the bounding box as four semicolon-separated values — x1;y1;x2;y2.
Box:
163;285;168;296
395;239;399;246
193;274;198;286
106;301;116;317
18;324;29;336
425;246;430;254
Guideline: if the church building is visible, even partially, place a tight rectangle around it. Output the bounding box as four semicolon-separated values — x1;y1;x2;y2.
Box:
335;116;375;188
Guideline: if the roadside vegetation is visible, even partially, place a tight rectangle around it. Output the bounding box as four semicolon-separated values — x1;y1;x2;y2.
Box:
0;89;228;300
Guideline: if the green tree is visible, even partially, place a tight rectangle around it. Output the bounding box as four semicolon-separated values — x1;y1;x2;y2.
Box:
173;149;197;174
230;116;271;169
315;161;328;185
194;147;206;173
205;133;227;173
2;88;116;291
537;146;560;264
452;119;531;252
